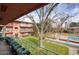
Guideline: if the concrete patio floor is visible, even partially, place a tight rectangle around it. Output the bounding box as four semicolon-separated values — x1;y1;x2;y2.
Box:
0;41;12;55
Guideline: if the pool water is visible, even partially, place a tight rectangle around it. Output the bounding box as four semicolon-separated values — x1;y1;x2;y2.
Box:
68;36;79;40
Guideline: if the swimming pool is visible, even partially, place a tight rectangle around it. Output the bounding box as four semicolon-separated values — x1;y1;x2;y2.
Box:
68;36;79;40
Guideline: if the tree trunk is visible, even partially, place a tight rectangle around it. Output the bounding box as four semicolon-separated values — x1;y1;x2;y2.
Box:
53;33;56;39
53;30;56;39
38;32;43;48
58;28;62;40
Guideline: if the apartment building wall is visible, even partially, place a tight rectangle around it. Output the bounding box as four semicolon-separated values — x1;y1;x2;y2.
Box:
71;27;79;34
0;25;3;37
3;21;33;37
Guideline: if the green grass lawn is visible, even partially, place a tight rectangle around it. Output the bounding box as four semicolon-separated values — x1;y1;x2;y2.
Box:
14;36;68;55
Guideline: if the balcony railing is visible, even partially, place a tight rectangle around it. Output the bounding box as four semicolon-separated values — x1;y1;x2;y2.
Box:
5;30;13;32
20;29;33;32
20;24;32;27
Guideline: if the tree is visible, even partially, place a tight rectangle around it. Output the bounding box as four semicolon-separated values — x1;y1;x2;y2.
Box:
43;18;55;33
26;3;59;48
50;12;70;40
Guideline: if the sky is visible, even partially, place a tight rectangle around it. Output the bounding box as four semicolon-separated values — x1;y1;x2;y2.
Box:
17;3;79;22
55;3;79;22
55;3;79;16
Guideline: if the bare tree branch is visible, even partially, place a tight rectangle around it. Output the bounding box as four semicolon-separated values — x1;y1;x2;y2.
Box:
44;19;55;33
45;3;59;21
42;3;59;30
36;10;41;20
26;15;40;35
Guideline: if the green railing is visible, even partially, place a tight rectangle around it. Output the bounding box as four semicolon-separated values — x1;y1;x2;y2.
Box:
0;37;30;55
15;38;58;55
14;36;69;55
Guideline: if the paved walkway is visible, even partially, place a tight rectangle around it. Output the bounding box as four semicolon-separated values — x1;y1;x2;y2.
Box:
68;47;78;55
45;38;79;55
0;41;12;55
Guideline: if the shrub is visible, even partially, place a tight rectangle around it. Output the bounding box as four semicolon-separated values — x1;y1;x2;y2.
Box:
43;34;48;39
77;50;79;55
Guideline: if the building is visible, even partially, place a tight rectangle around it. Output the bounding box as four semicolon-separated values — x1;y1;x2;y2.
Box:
0;25;4;37
0;20;33;37
67;27;79;34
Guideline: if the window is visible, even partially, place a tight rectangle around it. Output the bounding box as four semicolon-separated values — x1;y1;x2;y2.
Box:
15;27;18;29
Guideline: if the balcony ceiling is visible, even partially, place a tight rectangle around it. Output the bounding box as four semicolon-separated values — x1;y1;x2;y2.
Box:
0;3;47;25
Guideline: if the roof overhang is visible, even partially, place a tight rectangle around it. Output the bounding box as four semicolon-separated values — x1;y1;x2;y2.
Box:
0;3;47;25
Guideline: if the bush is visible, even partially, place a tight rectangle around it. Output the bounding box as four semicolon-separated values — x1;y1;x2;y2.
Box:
63;30;69;33
77;50;79;55
43;34;48;39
